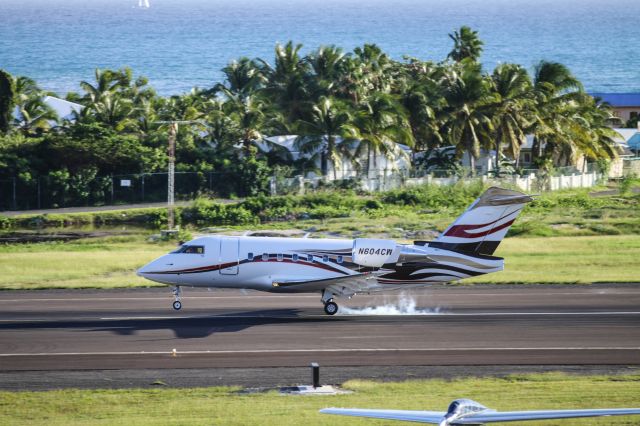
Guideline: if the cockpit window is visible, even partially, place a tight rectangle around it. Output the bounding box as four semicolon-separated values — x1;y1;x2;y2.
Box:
172;245;205;254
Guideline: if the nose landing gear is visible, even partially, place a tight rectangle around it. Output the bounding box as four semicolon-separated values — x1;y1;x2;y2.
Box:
171;286;182;310
321;290;339;316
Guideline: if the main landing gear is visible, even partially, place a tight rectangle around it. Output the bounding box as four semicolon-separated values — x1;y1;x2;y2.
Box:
322;290;339;316
171;286;182;310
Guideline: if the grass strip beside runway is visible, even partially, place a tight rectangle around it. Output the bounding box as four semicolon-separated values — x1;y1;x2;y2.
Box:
0;235;638;289
1;373;640;425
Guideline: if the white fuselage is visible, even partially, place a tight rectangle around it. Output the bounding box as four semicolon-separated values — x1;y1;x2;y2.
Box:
137;235;504;295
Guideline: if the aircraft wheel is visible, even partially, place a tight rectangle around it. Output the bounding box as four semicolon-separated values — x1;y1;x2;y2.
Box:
172;300;182;311
324;301;338;316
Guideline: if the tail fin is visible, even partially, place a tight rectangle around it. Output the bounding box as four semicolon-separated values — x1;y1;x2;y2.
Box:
429;187;533;255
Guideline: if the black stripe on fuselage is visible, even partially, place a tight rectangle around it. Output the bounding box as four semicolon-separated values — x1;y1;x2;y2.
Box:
379;263;484;280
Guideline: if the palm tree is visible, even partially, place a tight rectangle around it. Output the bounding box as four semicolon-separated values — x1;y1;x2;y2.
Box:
529;60;584;164
221;90;266;155
353;44;395;97
306;45;346;99
13;96;58;135
344;93;414;177
295;96;352;180
215;57;265;100
548;94;619;168
13;76;41;106
259;42;311;123
489;63;533;172
90;92;135;131
0;69;15;134
9;75;58;135
448;26;484;62
580;98;620;165
396;60;448;153
442;62;493;174
132;98;159;139
80;69;124;104
201;98;238;153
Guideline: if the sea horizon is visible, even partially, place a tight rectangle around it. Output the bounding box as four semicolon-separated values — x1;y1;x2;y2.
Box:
1;0;639;96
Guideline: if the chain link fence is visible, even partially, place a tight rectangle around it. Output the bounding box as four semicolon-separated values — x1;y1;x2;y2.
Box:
1;164;606;212
0;172;238;211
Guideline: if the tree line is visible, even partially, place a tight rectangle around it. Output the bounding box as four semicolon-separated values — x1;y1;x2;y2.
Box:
0;26;621;200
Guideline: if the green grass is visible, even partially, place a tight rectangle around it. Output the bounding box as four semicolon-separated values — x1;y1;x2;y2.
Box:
0;236;172;289
0;234;638;290
468;235;640;284
1;374;640;425
3;184;639;238
1;185;639;289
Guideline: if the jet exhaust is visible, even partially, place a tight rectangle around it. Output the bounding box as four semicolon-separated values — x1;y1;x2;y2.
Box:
338;293;443;316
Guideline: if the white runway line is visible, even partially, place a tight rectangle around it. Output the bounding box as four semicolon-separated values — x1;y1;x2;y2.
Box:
0;295;319;303
1;347;639;357
1;290;638;303
1;311;640;323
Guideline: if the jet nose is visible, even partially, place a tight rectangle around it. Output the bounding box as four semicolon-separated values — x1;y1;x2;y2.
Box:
137;259;159;277
136;263;151;277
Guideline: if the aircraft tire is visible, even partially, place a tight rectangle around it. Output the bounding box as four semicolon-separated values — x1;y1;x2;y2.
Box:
172;301;182;310
324;301;338;316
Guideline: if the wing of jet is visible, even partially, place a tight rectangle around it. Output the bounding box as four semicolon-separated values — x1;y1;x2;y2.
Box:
320;408;445;423
271;271;390;295
321;399;640;424
456;408;640;423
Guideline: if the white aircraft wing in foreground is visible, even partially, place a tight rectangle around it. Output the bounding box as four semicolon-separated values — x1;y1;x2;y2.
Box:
320;398;640;424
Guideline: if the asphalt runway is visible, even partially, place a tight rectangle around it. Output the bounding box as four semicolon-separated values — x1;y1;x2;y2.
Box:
1;285;639;379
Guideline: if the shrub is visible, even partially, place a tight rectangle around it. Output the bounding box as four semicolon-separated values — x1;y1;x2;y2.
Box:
307;205;351;220
185;198;258;225
364;199;383;210
0;215;10;229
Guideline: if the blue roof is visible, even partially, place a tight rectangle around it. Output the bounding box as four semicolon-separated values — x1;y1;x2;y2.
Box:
628;133;640;151
590;93;640;107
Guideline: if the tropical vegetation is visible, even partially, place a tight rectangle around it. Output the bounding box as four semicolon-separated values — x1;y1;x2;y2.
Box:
0;26;622;207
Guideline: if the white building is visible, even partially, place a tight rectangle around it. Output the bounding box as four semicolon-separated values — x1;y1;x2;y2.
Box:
257;135;412;180
13;96;84;127
41;96;83;121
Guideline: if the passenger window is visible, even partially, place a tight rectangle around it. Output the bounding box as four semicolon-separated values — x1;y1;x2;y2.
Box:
277;253;283;262
323;255;329;262
337;255;343;264
308;254;314;262
262;253;268;261
248;252;254;261
292;254;299;262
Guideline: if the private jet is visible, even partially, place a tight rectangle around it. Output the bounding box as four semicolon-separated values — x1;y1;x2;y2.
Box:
321;398;640;424
137;187;532;315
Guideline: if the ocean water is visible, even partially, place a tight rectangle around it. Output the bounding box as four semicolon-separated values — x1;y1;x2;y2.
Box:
0;0;639;95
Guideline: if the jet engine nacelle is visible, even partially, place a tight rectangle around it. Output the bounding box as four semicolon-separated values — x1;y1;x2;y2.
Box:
352;238;396;267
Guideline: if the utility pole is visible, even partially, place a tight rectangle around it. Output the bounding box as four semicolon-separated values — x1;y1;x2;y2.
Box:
167;122;177;230
154;120;203;231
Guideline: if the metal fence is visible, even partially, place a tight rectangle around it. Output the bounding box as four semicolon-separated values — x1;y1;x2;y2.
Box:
0;172;237;211
0;164;608;212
